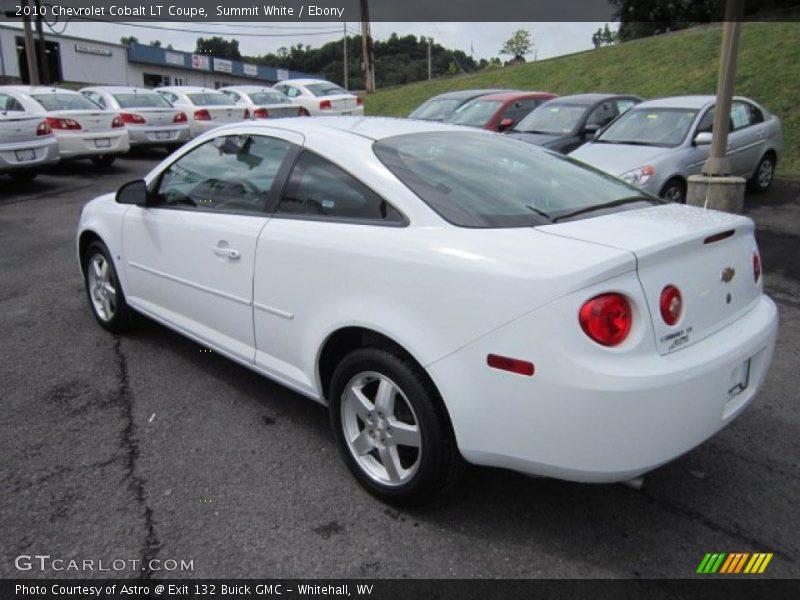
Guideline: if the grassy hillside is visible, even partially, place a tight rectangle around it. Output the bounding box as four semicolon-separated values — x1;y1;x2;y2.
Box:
365;22;800;179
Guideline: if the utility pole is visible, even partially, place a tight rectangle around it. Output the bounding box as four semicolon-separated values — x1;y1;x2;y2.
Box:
343;22;348;90
34;0;47;84
21;0;39;85
359;0;374;93
427;37;432;80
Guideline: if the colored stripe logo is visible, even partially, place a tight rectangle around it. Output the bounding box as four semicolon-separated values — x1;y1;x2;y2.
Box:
697;552;773;574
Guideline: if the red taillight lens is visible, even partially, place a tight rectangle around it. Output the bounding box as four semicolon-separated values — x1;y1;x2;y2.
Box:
579;293;632;347
487;354;534;376
659;285;683;326
356;96;363;106
319;99;332;110
45;117;81;131
173;112;188;123
299;107;310;116
36;120;51;136
119;113;145;125
111;116;125;128
753;252;761;283
254;108;269;119
194;109;212;121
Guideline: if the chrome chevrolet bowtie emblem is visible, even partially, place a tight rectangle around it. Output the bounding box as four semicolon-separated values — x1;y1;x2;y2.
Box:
721;267;736;283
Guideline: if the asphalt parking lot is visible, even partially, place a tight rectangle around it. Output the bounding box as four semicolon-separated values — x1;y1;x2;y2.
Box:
1;154;798;580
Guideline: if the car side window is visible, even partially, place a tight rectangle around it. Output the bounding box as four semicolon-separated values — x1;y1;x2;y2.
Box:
696;107;715;133
86;92;106;108
155;135;292;214
0;93;24;112
284;87;302;98
500;99;544;126
587;102;617;127
731;101;763;131
222;90;240;103
616;99;637;114
276;151;404;224
159;91;178;104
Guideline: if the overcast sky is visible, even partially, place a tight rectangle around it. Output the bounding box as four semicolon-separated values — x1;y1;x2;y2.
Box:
8;21;610;62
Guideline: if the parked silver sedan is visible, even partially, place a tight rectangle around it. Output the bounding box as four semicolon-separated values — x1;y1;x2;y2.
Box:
0;87;59;181
80;86;191;151
219;85;308;119
569;95;783;203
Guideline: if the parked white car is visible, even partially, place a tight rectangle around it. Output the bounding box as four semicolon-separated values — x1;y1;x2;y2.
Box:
219;85;308;119
77;118;777;505
155;86;249;138
0;87;59;181
273;79;364;116
80;86;190;151
570;95;784;203
3;86;129;167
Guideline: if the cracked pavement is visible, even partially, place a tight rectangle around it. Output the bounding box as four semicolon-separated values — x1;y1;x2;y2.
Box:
0;153;798;579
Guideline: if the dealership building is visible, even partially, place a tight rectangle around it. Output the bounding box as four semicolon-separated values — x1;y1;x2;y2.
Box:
0;24;317;88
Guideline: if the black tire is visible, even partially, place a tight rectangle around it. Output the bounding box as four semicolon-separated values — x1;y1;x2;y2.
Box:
8;170;37;183
82;241;136;333
747;153;776;193
328;347;464;506
660;177;686;204
90;154;116;168
165;143;183;154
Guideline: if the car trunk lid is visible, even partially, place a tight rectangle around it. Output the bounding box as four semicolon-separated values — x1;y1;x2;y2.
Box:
0;113;44;143
538;204;762;355
49;109;117;133
123;107;183;127
195;105;246;123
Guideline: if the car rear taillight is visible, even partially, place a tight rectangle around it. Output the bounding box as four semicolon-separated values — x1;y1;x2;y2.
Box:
194;109;212;121
356;96;363;106
579;293;632;347
753;252;762;283
254;108;269;119
120;113;145;125
173;112;188;123
111;116;125;128
244;109;250;119
659;285;683;326
36;120;52;136
298;107;310;116
319;99;332;110
45;117;81;131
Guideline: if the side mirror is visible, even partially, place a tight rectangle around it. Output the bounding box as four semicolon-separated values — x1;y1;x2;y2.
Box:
116;179;148;206
497;118;514;132
694;131;713;146
583;123;601;137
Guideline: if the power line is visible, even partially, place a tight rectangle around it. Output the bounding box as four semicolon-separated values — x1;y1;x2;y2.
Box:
60;18;346;37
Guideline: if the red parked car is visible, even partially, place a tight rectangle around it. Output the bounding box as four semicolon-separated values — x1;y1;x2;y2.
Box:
444;91;558;132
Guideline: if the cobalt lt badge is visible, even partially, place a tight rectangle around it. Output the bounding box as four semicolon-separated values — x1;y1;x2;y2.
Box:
721;266;736;283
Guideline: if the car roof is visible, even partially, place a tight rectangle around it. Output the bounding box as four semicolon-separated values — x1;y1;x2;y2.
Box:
634;95;727;109
2;86;80;95
425;89;517;102
158;87;224;94
547;93;639;105
221;85;278;92
279;79;337;86
476;91;557;101
82;86;160;94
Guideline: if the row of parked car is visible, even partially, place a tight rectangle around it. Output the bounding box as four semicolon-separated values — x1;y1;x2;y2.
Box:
408;89;784;202
0;78;364;181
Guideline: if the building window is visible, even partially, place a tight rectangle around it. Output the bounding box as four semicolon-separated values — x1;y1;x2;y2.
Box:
143;73;169;87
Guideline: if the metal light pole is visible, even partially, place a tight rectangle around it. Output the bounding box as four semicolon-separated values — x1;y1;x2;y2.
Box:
21;0;39;85
343;22;348;90
359;0;374;93
34;0;48;85
703;0;744;176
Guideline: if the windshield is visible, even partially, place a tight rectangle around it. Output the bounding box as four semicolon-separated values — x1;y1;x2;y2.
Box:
248;91;291;105
514;103;587;134
113;93;172;109
597;107;699;147
306;83;348;97
187;93;234;107
408;98;463;121
444;100;503;127
373;132;658;228
32;93;100;111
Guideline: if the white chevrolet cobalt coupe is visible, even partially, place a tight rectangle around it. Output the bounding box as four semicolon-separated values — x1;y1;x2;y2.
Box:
77;117;778;505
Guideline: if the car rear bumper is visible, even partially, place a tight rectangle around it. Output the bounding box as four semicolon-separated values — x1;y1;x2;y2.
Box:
127;125;190;146
427;294;778;483
54;130;130;158
0;137;60;171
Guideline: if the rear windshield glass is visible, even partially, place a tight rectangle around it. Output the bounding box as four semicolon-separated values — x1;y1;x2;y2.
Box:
248;92;292;105
445;100;503;127
597;107;699;147
514;103;587;134
373;132;658;228
113;93;172;109
306;83;347;97
409;98;463;121
32;93;99;111
187;93;234;106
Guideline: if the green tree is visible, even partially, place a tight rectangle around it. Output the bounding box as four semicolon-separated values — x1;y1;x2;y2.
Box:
120;36;139;46
500;29;533;60
195;36;242;60
149;40;162;48
592;23;617;48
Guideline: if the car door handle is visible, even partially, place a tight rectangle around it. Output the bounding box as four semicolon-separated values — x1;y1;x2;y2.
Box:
213;245;241;260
